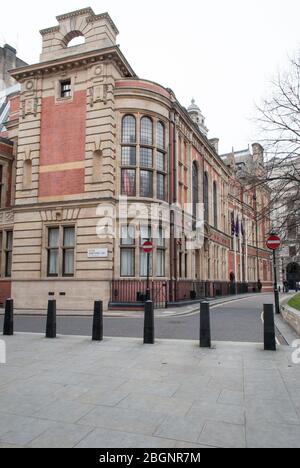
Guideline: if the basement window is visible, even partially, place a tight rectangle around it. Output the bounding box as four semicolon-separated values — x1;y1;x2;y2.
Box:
60;79;72;98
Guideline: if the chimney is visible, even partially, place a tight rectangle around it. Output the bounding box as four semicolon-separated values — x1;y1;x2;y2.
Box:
0;44;18;89
209;138;219;154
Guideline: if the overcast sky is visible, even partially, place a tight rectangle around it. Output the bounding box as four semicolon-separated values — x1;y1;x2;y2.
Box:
1;0;299;154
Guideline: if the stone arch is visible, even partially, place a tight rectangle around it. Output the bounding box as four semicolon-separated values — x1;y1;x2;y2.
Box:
61;30;85;48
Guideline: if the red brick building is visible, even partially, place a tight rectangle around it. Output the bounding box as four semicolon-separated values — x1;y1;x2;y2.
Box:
0;8;272;312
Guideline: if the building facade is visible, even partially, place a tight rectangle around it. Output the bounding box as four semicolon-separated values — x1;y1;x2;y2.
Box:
268;157;300;290
0;8;273;312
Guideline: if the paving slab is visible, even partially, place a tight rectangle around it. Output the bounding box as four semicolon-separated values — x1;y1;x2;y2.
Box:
0;333;300;448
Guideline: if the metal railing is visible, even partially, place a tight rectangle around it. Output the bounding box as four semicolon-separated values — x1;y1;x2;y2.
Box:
110;279;261;309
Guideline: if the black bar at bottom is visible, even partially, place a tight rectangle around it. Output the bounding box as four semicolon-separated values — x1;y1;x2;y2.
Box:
200;301;211;348
144;300;155;344
92;301;104;341
264;304;276;351
46;300;56;339
3;299;14;336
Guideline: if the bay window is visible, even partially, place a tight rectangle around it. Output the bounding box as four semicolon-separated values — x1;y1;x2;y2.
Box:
120;115;167;200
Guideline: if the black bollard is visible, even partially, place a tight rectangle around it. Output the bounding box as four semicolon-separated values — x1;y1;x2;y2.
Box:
3;299;14;336
264;304;276;351
144;300;155;344
92;301;103;342
46;300;56;339
200;301;211;348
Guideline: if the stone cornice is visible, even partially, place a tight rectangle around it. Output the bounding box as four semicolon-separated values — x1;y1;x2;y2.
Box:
40;26;60;36
56;7;95;21
86;13;119;35
9;46;136;80
40;8;119;36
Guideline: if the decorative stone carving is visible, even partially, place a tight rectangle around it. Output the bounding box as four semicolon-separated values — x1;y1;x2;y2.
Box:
89;84;108;107
39;208;81;222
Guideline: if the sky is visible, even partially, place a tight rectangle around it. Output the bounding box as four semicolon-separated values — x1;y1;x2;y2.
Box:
1;0;299;154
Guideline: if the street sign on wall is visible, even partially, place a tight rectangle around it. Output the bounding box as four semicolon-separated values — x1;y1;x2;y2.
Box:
87;249;108;259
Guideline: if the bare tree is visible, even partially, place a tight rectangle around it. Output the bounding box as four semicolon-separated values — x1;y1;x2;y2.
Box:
242;52;300;241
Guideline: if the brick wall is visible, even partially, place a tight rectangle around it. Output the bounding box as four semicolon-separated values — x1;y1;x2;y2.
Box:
39;90;86;198
39;168;85;197
0;281;12;305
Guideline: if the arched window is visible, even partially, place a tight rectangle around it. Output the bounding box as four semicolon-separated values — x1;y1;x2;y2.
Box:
192;162;199;219
140;117;153;146
157;121;165;149
157;122;166;201
23;159;32;190
122;115;136;145
213;181;218;228
204;172;209;223
93;150;103;182
121;115;137;197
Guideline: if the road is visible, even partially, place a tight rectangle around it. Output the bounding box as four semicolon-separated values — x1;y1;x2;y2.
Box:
0;294;275;343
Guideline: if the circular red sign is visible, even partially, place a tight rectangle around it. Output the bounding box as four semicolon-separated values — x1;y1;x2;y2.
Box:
143;241;153;253
266;235;281;250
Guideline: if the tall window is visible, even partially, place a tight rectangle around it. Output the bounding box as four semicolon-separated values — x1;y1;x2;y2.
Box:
120;225;135;277
5;231;13;278
121;115;137;196
140;118;153;199
192;162;199;219
141;117;153;145
63;227;75;277
213;181;218;228
204;172;209;223
140;225;152;277
47;226;75;277
157;122;166;200
156;226;166;277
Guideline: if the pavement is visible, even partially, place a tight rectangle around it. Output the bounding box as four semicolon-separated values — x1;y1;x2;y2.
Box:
0;333;300;448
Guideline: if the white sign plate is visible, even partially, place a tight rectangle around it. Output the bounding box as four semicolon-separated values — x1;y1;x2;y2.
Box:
88;249;108;259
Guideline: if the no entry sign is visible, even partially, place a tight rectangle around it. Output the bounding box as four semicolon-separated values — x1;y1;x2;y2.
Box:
142;241;153;254
266;235;281;251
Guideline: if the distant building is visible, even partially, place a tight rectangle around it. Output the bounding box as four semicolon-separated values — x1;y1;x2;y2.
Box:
0;44;27;133
268;156;300;290
220;145;272;291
